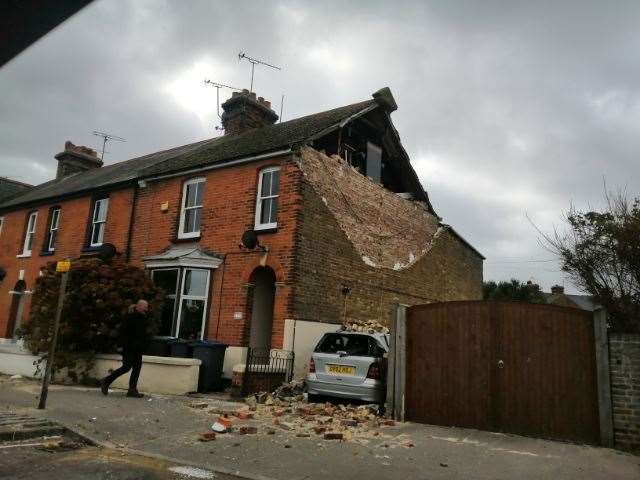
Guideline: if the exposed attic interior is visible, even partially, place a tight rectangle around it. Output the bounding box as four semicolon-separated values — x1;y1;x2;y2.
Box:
310;107;423;202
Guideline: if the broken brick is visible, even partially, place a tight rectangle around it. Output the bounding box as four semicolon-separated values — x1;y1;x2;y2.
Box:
234;411;254;420
324;432;344;440
239;426;258;435
382;420;396;426
313;426;327;435
217;416;233;428
341;419;358;427
198;432;216;442
296;432;311;438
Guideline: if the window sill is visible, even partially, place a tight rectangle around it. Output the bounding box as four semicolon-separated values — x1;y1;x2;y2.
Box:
16;253;31;259
80;246;102;255
39;251;55;257
254;226;278;235
172;235;201;244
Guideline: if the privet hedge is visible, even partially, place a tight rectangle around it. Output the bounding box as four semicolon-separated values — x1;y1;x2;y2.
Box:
19;257;164;383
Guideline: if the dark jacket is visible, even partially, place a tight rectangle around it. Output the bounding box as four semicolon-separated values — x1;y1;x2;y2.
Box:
119;310;150;353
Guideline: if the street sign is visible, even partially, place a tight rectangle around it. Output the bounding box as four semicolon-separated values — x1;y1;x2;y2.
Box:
56;260;71;272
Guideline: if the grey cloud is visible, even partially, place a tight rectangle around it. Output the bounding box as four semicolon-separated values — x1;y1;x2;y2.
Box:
2;0;639;293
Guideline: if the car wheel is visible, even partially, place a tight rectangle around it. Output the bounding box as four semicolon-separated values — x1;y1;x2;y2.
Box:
307;393;321;403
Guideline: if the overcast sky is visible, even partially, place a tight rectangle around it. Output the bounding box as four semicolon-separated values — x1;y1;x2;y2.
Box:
1;0;639;293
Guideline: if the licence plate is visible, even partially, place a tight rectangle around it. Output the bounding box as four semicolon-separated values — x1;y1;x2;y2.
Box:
326;364;356;375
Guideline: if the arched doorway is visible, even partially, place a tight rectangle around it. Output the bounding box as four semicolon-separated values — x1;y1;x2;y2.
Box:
248;266;276;352
6;280;27;338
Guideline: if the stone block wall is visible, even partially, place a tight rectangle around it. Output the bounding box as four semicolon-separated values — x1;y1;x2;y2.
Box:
610;333;640;451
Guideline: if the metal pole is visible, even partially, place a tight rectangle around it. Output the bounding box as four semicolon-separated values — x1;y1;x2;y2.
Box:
38;271;69;410
250;62;255;92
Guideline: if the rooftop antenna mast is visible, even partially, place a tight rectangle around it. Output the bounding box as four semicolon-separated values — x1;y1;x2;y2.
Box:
92;131;125;161
204;79;242;120
238;51;281;92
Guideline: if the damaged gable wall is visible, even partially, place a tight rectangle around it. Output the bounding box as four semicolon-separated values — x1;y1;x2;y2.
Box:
293;147;483;326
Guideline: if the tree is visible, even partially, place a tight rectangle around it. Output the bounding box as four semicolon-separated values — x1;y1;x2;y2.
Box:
543;191;640;333
19;257;164;383
483;279;546;303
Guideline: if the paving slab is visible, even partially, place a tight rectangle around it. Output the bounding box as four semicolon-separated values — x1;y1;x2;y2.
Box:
1;375;638;480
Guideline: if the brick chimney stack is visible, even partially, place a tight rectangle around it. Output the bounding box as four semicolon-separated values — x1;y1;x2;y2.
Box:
221;89;278;135
55;141;103;179
551;285;565;295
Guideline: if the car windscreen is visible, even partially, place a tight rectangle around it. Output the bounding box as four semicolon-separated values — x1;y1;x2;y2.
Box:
315;333;383;357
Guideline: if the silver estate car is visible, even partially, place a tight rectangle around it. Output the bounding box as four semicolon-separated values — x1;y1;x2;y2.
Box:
306;330;389;404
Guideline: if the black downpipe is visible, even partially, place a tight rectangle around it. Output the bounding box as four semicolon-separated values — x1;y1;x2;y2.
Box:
125;182;139;261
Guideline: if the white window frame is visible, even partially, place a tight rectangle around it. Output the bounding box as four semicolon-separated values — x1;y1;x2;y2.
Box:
0;216;4;235
18;212;37;257
47;208;61;252
174;268;210;340
254;166;280;230
90;198;109;247
151;268;180;336
178;178;205;239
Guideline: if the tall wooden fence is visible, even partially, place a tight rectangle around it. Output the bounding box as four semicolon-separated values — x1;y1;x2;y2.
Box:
386;301;613;446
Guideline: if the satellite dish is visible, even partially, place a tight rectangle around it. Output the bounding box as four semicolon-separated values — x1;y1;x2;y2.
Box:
98;243;117;261
241;230;259;249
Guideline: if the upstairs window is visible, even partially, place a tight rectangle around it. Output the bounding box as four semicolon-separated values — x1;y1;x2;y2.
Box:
178;178;205;239
255;167;280;230
20;211;37;256
90;198;109;247
45;208;61;252
0;217;4;235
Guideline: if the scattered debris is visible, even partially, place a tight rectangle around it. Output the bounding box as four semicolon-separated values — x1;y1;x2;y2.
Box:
238;426;257;435
189;402;209;410
324;432;344;440
198;432;216;442
211;422;227;433
340;320;389;335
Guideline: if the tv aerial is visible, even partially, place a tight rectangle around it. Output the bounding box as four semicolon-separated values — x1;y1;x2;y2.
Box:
92;131;125;160
238;51;281;92
204;80;242;120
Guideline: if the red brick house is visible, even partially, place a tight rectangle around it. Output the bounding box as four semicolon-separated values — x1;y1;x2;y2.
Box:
0;87;483;376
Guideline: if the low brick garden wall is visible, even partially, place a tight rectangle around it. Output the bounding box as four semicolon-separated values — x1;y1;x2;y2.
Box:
609;333;640;451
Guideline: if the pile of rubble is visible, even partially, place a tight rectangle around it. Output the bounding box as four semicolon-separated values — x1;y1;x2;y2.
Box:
192;382;412;448
340;320;390;335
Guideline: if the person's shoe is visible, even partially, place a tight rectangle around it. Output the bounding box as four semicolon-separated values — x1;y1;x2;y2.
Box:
126;389;144;398
100;379;109;396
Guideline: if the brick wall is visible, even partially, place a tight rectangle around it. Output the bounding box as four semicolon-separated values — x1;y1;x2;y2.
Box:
0;188;135;337
293;151;483;326
610;333;640;451
129;154;302;348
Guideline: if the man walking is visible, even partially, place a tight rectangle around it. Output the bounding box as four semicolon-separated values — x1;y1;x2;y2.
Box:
101;299;150;398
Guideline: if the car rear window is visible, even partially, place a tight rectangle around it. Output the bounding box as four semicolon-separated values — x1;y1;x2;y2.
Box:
315;333;383;356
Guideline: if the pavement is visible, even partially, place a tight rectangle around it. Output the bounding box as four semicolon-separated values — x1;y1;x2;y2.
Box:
0;375;638;480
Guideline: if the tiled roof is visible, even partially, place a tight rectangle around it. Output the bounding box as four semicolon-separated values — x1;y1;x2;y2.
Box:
0;99;376;211
0;178;33;202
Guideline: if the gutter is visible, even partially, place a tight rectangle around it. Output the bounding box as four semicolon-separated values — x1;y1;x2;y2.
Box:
125;182;139;261
142;148;292;183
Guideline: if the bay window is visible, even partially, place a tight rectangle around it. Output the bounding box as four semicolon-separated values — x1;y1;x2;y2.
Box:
255;167;280;230
178;178;205;239
151;267;210;340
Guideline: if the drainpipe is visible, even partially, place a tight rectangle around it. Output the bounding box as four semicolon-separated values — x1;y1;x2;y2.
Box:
125;182;140;262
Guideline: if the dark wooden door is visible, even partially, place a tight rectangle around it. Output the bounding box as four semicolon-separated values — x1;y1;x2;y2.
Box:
405;301;600;444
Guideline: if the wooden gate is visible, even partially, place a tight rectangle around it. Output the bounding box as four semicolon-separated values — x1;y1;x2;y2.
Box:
393;301;611;445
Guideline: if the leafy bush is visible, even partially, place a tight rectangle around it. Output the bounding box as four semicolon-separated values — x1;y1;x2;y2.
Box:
19;257;164;383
